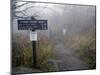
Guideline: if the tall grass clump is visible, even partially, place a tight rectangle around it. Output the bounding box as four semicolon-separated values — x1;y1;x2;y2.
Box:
65;34;96;69
12;34;33;68
36;36;56;71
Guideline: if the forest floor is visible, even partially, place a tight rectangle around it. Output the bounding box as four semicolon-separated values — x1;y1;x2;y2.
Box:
54;42;89;71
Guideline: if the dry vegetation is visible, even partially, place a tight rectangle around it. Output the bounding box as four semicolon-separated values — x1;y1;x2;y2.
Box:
12;33;55;71
65;34;96;69
36;36;56;71
12;34;33;67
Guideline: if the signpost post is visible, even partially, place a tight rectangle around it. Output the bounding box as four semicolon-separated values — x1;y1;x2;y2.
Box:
30;30;37;68
18;19;48;68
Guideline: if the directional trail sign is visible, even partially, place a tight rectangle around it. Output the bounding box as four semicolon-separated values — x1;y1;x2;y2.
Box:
17;19;48;68
18;20;48;30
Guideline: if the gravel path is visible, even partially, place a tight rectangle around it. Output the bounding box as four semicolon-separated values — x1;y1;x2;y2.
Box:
54;43;89;71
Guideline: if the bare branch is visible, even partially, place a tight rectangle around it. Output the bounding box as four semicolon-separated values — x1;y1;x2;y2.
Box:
14;14;30;19
18;6;34;12
18;0;37;3
15;5;54;13
12;0;55;19
13;2;29;9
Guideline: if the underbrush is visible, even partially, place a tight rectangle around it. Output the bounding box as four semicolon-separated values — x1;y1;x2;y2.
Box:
12;34;56;71
65;35;96;69
37;36;56;71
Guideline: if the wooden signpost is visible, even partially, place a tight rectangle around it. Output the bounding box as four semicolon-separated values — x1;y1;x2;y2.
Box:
18;19;48;68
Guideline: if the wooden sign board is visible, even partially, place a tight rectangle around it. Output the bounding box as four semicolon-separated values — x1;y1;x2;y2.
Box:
18;20;48;30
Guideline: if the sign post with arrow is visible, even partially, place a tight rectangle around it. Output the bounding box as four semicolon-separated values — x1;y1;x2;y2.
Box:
18;19;48;68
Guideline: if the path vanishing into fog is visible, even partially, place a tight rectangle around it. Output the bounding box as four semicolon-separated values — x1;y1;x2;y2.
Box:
54;42;89;71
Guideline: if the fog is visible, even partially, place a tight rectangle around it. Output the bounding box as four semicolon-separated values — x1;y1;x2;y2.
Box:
12;1;96;39
11;1;96;71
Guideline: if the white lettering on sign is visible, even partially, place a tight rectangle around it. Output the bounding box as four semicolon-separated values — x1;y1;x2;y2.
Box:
30;31;37;41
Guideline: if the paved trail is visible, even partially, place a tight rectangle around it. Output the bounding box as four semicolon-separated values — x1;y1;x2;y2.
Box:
54;43;88;71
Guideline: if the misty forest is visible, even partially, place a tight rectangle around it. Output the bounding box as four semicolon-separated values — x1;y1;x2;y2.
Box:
11;0;96;74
